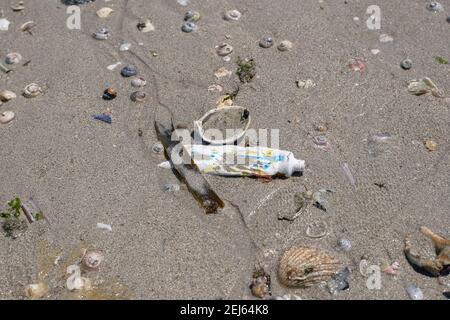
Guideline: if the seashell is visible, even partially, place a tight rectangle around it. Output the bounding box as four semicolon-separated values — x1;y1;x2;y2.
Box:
214;67;232;79
312;135;328;147
119;42;131;51
0;90;17;102
24;282;49;299
93;27;110;40
11;2;25;12
121;64;138;77
216;43;233;56
426;1;443;12
102;87;117;100
20;21;36;33
379;33;393;43
181;21;197;33
0;111;16;124
297;79;316;89
82;250;104;271
337;239;352;251
405;284;423;300
408;77;443;97
184;10;201;22
259;36;274;48
224;9;242;21
278;246;340;288
0;18;11;31
107;61;121;71
5;52;22;64
305;221;328;238
23;83;42;98
277;40;293;52
130;91;146;102
96;7;114;18
250;271;271;299
131;76;147;87
425;139;437;151
152;141;164;154
137;20;155;32
400;59;412;70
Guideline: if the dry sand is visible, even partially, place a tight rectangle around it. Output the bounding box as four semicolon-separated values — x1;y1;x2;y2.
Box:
0;0;449;299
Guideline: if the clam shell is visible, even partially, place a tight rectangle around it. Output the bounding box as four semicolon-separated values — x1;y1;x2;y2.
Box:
23;83;42;98
224;9;242;21
0;111;15;124
82;250;104;271
93;27;110;40
24;282;49;299
130;91;146;102
181;21;197;33
96;7;113;18
0;90;17;102
278;246;340;288
277;40;293;52
184;10;201;22
259;36;274;48
216;43;233;56
121;65;138;77
131;76;147;87
5;52;22;65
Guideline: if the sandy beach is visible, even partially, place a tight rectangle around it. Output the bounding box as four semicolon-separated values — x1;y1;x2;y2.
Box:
0;0;449;299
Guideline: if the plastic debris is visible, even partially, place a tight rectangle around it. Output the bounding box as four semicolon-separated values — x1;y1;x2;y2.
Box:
338;239;352;251
259;36;274;48
131;76;147;87
312;135;329;149
305;221;328;238
367;133;392;157
11;2;25;11
63;0;94;4
425;140;437;152
0;63;12;73
92;114;112;124
328;267;350;294
0;18;11;31
405;284;423;300
400;59;412;70
341;163;356;187
370;49;380;55
277;40;293;52
426;1;444;12
20;21;36;34
96;223;112;231
408;77;443;97
66;265;91;291
272;294;302;300
0;90;17;102
23;83;43;98
296;79;316;89
435;56;448;65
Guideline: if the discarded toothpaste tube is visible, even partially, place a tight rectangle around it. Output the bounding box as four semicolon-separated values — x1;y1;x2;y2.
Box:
169;145;305;178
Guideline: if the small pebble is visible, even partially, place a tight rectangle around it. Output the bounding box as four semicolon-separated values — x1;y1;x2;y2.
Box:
259;36;274;48
328;267;350;294
400;59;412;70
130;91;146;102
121;65;138;77
338;239;352;251
224;9;241;21
131;76;147;87
425;140;437;151
181;21;197;33
152;142;164;154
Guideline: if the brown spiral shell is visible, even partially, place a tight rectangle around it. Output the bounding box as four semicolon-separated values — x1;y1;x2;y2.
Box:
278;246;340;288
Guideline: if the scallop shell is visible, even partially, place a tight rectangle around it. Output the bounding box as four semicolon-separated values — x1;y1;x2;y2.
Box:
277;40;293;52
121;64;138;77
216;43;233;56
184;10;201;22
130;91;146;102
278;246;340;288
181;21;197;33
259;36;274;48
82;250;104;271
5;52;22;65
224;9;242;21
0;90;17;102
93;27;110;40
131;76;147;87
24;282;49;299
23;83;42;98
0;111;15;124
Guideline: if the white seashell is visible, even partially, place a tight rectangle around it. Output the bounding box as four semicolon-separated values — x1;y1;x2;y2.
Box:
24;283;48;299
107;62;122;71
296;79;316;89
96;222;112;231
131;76;147;87
0;111;15;124
277;40;293;52
96;7;114;18
20;21;35;32
216;43;233;56
23;83;42;98
0;18;11;31
224;9;242;21
137;20;155;32
0;90;17;102
119;43;131;51
82;250;104;271
5;52;22;64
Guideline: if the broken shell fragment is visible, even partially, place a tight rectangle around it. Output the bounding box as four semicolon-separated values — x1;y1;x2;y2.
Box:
224;9;242;21
82;250;104;271
11;2;25;11
5;52;22;65
216;43;233;56
425;140;437;151
0;90;17;102
0;111;15;124
306;221;328;238
152;142;164;154
96;7;114;18
278;246;340;288
214;67;232;79
102;87;117;100
408;77;443;97
24;283;49;299
277;40;293;52
184;10;201;22
137;20;155;32
259;36;274;48
131;76;147;87
0;18;11;31
23;83;42;98
20;21;36;33
93;27;110;40
250;270;271;299
181;21;197;33
130;91;146;102
297;79;316;89
121;65;138;77
119;43;131;51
